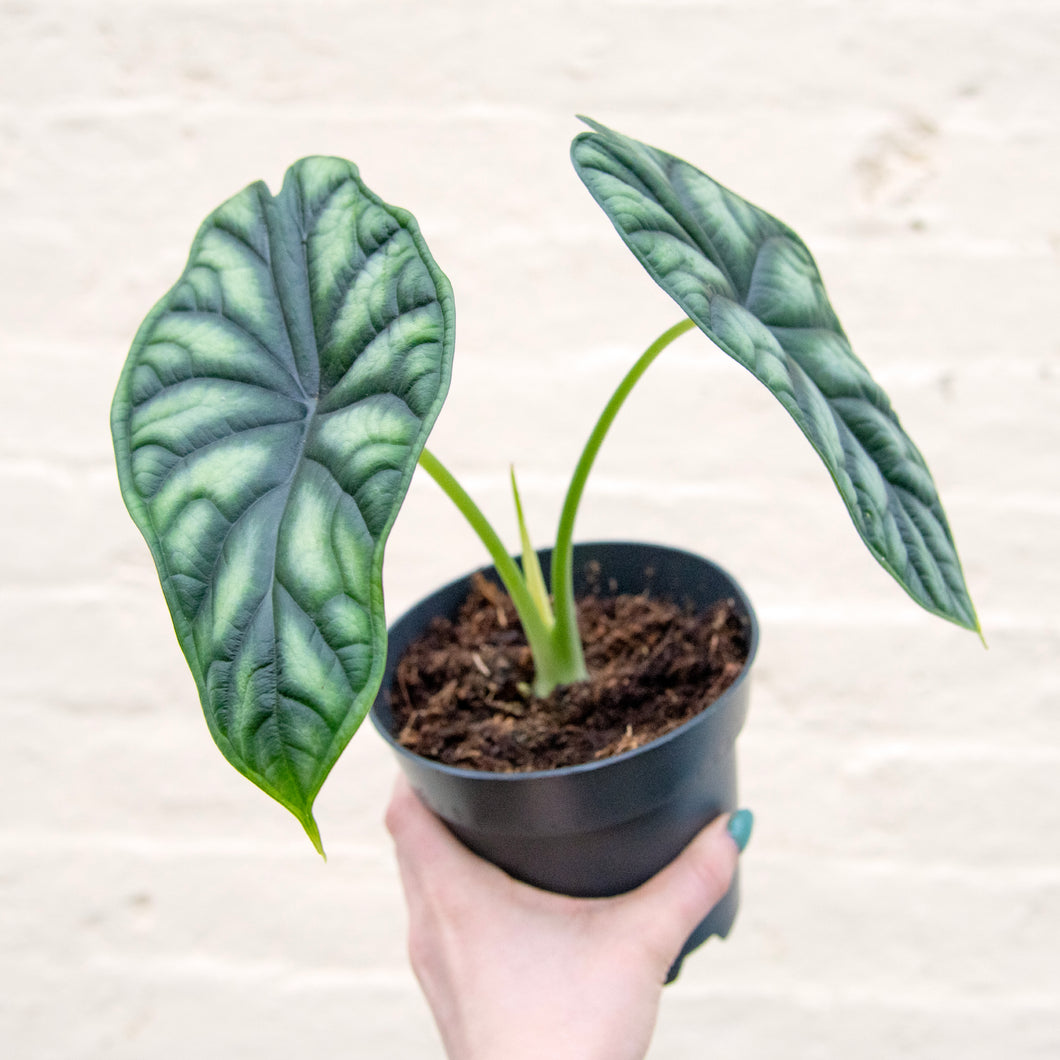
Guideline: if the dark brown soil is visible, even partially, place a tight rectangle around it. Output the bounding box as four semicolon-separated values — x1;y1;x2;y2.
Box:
389;571;751;772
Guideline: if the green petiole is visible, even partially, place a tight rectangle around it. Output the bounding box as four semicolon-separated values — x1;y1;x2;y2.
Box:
417;449;575;695
548;318;697;677
420;318;696;698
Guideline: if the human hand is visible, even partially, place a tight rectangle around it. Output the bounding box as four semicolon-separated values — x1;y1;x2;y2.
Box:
385;776;753;1060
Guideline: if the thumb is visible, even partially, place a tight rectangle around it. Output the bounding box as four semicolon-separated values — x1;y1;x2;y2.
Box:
618;810;753;965
385;774;518;894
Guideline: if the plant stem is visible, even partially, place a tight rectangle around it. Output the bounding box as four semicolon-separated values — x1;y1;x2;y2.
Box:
417;449;573;695
417;317;696;699
548;318;697;667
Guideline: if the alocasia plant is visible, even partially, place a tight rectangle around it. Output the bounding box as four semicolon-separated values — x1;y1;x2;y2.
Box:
112;119;979;852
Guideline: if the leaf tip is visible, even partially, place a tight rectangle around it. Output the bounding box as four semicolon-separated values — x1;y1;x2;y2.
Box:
300;811;326;860
944;595;986;648
572;115;612;153
971;612;988;650
956;589;985;648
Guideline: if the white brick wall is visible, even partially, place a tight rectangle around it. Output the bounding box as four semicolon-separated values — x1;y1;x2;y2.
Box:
2;1;1057;1056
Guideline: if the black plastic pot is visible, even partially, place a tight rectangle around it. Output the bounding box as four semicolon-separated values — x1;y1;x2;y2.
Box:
370;540;759;980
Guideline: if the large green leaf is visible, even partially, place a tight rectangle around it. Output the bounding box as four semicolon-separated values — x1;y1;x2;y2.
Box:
112;157;455;851
572;119;979;633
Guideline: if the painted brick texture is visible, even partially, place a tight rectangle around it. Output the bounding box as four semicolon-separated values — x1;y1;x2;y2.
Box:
2;1;1058;1057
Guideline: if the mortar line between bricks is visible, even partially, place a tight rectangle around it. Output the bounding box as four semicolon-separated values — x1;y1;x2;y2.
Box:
403;471;1060;510
77;952;418;992
0;831;385;859
57;954;1060;1012
2;831;1057;881
658;982;1060;1013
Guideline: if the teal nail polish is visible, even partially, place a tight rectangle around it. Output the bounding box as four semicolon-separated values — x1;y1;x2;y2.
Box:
726;809;754;853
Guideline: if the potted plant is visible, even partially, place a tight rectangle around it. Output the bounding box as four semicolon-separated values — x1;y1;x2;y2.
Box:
111;118;979;971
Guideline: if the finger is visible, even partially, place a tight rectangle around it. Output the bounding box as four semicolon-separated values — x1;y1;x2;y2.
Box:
385;775;507;887
385;775;459;869
619;811;750;961
384;774;431;845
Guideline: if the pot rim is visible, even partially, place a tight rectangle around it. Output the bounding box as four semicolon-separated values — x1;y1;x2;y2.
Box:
370;539;759;783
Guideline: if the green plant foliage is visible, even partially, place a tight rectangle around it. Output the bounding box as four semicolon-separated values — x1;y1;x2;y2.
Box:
572;119;979;633
510;466;554;630
113;123;981;852
111;157;455;850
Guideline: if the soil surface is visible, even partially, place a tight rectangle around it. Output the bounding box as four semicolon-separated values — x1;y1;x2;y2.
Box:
389;569;751;772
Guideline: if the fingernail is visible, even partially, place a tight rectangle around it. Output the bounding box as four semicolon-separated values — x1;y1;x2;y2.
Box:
726;809;754;853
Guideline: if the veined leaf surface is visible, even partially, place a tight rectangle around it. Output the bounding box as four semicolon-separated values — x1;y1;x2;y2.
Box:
572;119;978;632
112;157;455;850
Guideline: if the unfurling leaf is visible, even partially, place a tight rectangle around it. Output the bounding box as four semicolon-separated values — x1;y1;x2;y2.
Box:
510;466;554;628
